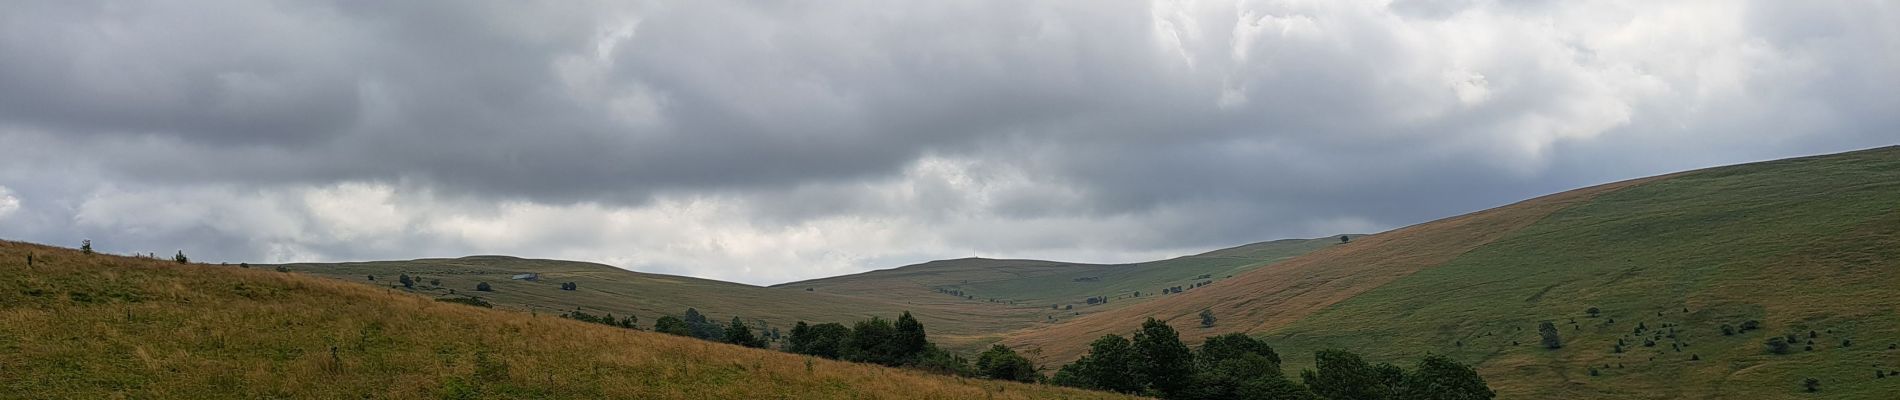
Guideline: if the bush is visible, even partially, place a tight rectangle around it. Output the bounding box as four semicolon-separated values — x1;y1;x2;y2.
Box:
1200;309;1217;327
1721;324;1735;336
653;316;691;336
975;344;1038;383
474;282;492;292
1586;307;1600;318
724;317;767;348
1538;321;1563;349
1739;320;1761;332
173;250;189;264
81;240;93;255
1766;337;1792;354
435;296;493;308
399;274;415;289
1803;377;1820;392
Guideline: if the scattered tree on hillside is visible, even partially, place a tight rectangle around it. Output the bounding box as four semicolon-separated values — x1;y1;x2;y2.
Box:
1538;321;1563;349
399;273;415;289
81;240;93;255
653;315;691;336
367;275;375;281
1134;318;1196;397
1766;337;1792;354
1739;320;1761;332
975;344;1038;382
560;282;577;291
1721;324;1736;336
894;312;929;363
429;278;440;287
172;250;188;264
1803;377;1821;392
1586;307;1601;318
725;317;767;348
1340;235;1351;244
1200;309;1218;328
275;265;290;272
474;282;492;291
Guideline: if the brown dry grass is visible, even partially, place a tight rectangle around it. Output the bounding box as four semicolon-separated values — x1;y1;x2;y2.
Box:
1001;174;1669;365
0;240;1138;400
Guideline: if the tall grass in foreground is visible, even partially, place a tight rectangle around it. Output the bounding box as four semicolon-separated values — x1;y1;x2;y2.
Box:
0;240;1135;399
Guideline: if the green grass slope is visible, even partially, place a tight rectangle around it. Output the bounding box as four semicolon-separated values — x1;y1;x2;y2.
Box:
0;240;1136;400
777;237;1339;314
1009;145;1900;399
1258;145;1900;399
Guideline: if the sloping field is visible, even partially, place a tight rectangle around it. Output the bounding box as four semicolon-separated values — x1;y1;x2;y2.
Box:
1008;146;1900;399
0;240;1135;399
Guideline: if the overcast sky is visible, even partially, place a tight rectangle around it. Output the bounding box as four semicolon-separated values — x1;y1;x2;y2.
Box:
2;1;1896;285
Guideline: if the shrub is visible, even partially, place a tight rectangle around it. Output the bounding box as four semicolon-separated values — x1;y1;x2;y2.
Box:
724;317;766;348
81;240;93;255
1766;337;1792;354
974;344;1038;383
1803;377;1820;392
435;296;493;308
1739;320;1761;332
475;282;492;292
173;251;189;264
275;266;290;273
399;274;415;289
1538;321;1563;349
1586;307;1600;318
1200;309;1217;327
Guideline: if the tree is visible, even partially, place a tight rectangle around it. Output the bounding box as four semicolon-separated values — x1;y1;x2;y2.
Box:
1803;377;1821;392
1340;235;1351;244
785;321;813;353
653;315;691;336
173;250;189;264
1200;309;1218;328
724;317;766;348
975;344;1039;383
894;311;929;363
1586;307;1601;318
1537;321;1563;349
81;240;94;255
1179;334;1309;400
1303;349;1392;400
1054;334;1143;393
682;308;723;341
430;278;441;287
1395;354;1494;400
1133;318;1195;397
1721;324;1736;336
843;317;900;365
797;322;851;359
399;273;415;289
1198;333;1282;369
1766;337;1792;354
475;282;492;292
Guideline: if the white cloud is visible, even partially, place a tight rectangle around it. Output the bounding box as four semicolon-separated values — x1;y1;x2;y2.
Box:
0;186;19;219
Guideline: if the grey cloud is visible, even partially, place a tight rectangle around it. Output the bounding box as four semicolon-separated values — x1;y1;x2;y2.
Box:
1;1;1897;283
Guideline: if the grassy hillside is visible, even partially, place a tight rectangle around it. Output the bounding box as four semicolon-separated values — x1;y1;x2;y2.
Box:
282;238;1336;354
776;238;1339;319
0;240;1136;399
1006;145;1900;399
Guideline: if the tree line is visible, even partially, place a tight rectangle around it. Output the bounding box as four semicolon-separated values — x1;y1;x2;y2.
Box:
1051;318;1493;400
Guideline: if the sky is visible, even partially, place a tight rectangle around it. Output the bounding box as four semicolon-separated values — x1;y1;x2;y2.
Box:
2;1;1896;285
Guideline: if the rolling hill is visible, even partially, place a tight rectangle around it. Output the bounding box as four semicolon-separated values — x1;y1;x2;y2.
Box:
279;237;1339;353
0;240;1135;399
1001;145;1900;399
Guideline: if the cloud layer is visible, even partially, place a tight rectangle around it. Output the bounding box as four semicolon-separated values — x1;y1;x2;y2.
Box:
3;0;1896;284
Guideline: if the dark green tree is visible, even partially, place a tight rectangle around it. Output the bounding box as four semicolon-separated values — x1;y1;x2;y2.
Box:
1133;317;1195;397
1395;354;1493;400
653;315;691;336
801;322;851;359
1184;352;1314;400
1198;333;1281;369
724;316;766;348
173;250;189;264
399;273;415;289
475;282;492;292
81;239;94;255
1303;349;1392;400
894;311;929;363
843;317;900;365
975;344;1039;383
682;308;723;341
1537;321;1563;349
1200;309;1218;327
1053;334;1141;393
